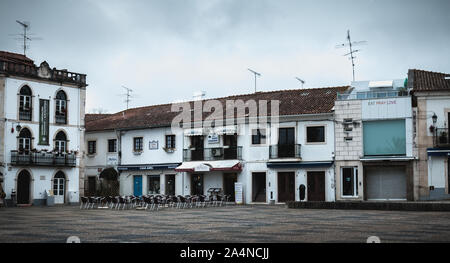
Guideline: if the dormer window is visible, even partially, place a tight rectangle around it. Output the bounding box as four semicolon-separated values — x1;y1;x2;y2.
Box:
18;128;32;152
55;131;67;153
55;90;67;124
19;86;32;121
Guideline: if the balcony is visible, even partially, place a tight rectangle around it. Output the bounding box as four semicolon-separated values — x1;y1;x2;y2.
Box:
10;151;76;167
19;110;32;121
183;146;242;161
269;144;302;159
337;90;408;100
55;114;67;124
434;128;450;148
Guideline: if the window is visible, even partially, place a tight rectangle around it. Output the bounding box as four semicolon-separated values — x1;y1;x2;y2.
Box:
55;90;67;124
306;126;325;143
148;175;160;194
18;128;32;152
165;135;176;149
252;129;266;145
108;139;117;153
342;167;358;197
19;86;32;121
363;119;406;156
88;141;96;155
54;131;67;153
133;137;143;152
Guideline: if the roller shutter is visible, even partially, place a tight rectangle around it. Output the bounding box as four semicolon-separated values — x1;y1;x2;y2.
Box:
366;167;406;200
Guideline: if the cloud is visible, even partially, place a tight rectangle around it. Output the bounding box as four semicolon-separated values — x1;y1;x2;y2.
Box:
1;0;449;113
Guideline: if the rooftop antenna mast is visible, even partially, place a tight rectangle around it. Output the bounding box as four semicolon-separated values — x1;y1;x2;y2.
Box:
14;20;41;56
295;77;305;89
122;85;133;110
336;30;367;81
248;68;261;93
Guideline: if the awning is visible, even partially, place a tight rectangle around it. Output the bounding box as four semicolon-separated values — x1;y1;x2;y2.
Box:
214;126;238;135
267;161;333;169
118;163;180;171
427;148;450;157
184;128;204;136
360;156;415;162
175;160;242;172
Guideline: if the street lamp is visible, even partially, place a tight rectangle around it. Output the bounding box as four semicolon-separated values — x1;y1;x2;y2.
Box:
432;113;438;126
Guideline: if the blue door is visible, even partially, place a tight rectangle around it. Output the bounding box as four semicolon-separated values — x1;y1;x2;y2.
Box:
134;175;142;196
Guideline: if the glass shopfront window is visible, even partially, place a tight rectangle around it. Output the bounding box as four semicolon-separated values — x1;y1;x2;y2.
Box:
363;119;406;156
148;175;160;194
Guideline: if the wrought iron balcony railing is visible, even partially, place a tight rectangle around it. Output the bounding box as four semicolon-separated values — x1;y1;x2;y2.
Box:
269;144;302;159
183;146;243;161
434;128;450;148
19;110;32;121
10;151;76;167
55;114;67;124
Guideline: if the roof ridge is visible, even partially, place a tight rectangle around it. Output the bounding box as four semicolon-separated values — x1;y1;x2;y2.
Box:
114;85;350;115
410;68;450;76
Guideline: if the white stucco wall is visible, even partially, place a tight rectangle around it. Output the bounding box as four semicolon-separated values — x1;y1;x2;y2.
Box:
425;96;450;135
85;130;118;170
2;77;84;203
121;127;183;165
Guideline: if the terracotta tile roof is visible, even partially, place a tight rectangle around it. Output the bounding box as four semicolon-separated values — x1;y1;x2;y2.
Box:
85;86;349;132
408;69;450;92
0;51;34;66
85;114;111;122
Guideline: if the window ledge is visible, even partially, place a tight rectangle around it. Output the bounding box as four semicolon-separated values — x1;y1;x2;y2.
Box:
133;151;143;155
163;148;176;153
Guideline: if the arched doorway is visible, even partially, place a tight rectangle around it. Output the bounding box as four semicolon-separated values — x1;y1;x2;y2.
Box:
99;168;119;196
53;171;66;204
17;170;31;204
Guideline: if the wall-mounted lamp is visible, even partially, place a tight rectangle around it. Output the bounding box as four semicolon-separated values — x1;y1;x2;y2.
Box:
11;122;22;134
432;113;438;126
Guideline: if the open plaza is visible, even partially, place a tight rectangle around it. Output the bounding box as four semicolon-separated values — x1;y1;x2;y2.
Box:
1;205;450;243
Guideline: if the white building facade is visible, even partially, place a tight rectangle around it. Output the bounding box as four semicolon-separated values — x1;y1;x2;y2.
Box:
84;126;119;196
85;87;346;204
0;51;87;205
177;115;337;204
334;79;415;201
410;69;450;200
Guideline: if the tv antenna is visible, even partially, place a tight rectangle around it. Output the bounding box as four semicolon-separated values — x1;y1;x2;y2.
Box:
336;30;367;81
248;68;261;93
295;77;305;89
12;20;42;56
121;86;133;110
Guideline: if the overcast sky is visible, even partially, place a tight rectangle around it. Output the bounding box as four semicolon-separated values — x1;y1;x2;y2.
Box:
1;0;449;113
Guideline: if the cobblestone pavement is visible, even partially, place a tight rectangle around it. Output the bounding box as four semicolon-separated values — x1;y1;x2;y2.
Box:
1;205;450;243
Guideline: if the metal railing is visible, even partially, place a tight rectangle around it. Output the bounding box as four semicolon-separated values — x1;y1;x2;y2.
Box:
55;114;67;124
269;144;302;159
434;128;450;148
0;61;86;86
19;110;32;121
183;146;243;161
337;90;408;100
10;151;76;167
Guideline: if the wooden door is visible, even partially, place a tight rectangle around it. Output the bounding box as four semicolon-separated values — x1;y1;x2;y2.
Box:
278;172;295;202
307;171;325;201
17;170;31;204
